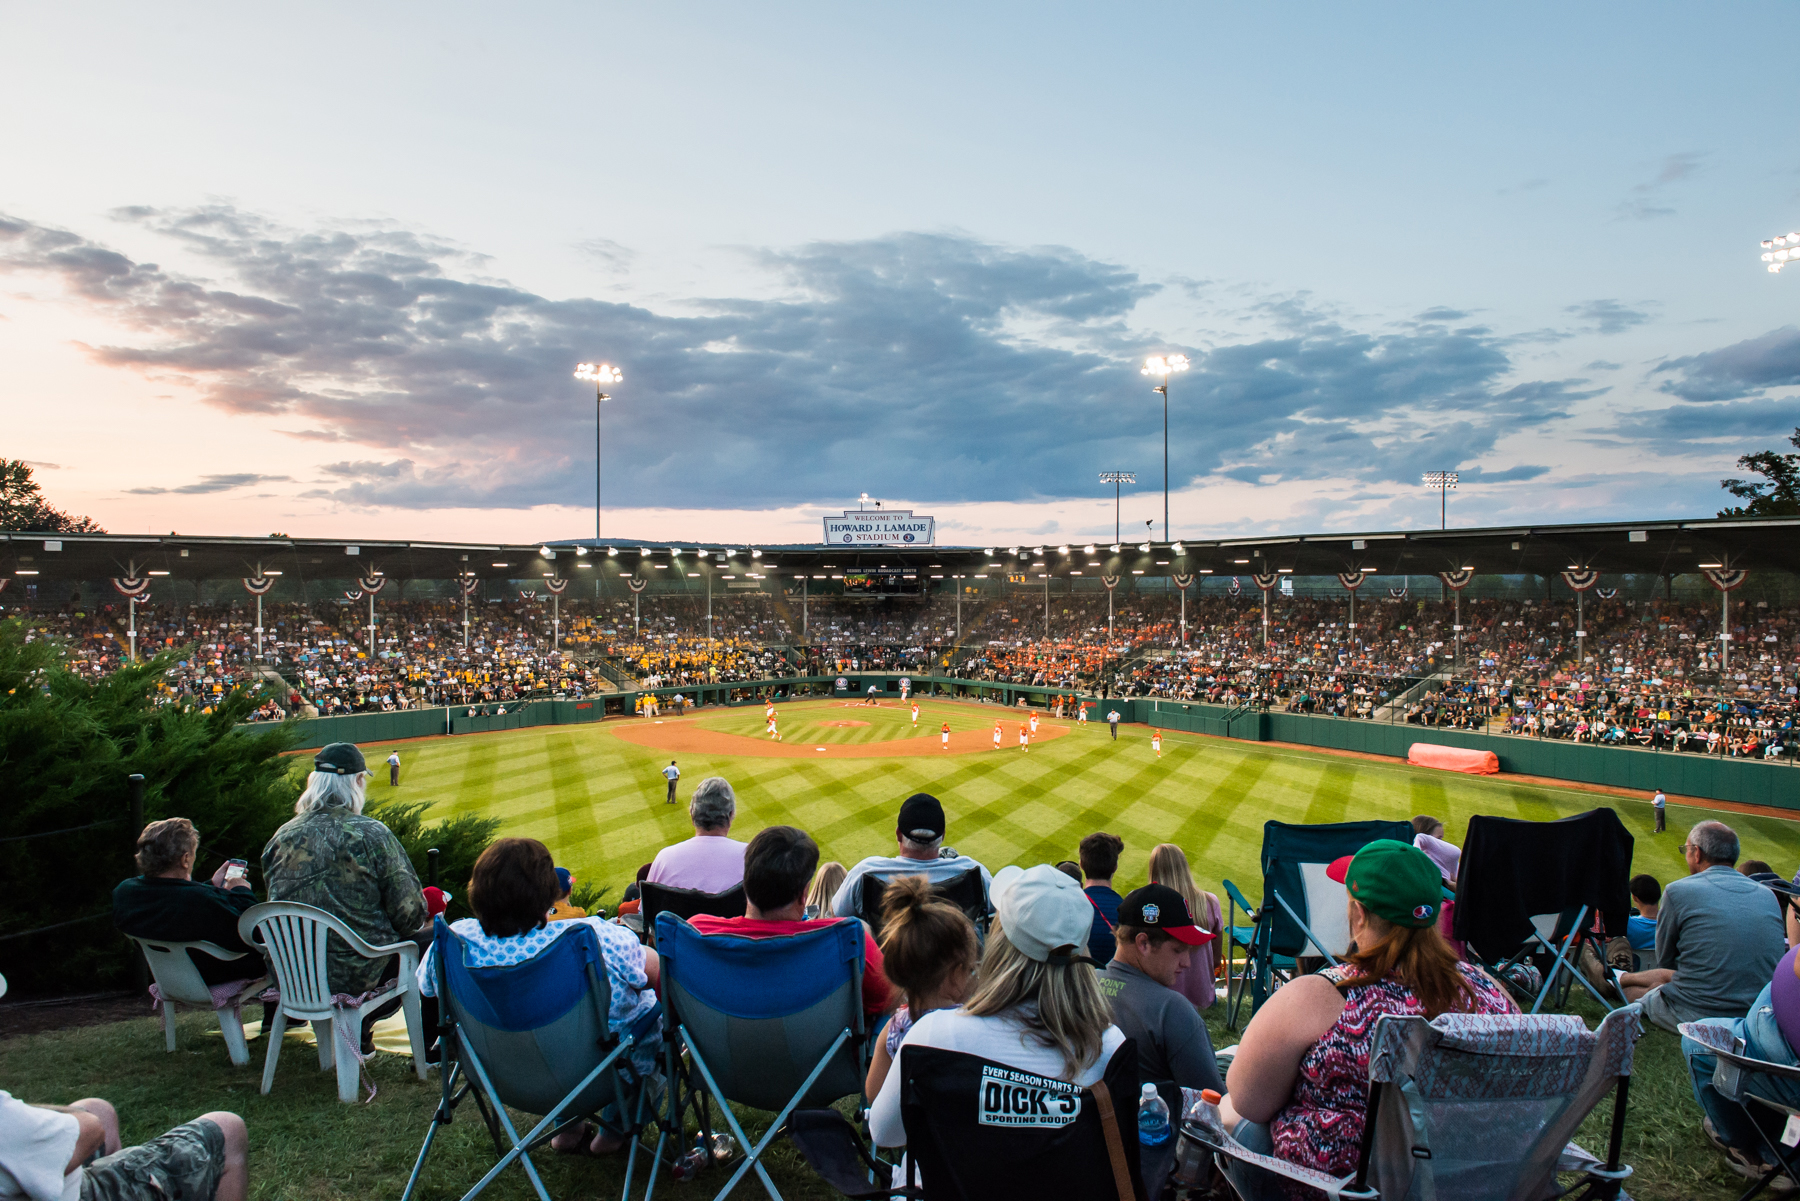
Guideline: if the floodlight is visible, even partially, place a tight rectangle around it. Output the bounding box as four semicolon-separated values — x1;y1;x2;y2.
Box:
1139;542;1151;552
751;549;762;558
1172;542;1184;554
573;362;622;385
1057;545;1070;554
539;545;553;556
1140;354;1190;378
607;546;617;556
1084;544;1096;554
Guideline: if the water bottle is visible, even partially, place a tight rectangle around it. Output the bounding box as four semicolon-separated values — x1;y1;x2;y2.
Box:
670;1135;710;1180
1138;1081;1171;1146
1170;1088;1227;1187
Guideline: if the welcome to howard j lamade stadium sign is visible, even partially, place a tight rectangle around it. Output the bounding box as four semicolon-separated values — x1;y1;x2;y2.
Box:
822;511;936;547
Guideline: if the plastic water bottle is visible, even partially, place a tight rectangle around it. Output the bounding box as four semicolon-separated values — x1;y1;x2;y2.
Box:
670;1135;710;1180
1138;1082;1171;1146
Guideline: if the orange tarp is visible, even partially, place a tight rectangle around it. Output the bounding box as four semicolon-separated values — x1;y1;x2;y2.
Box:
1408;743;1500;775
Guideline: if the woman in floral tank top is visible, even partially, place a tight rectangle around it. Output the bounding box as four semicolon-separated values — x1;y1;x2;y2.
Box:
1219;840;1518;1190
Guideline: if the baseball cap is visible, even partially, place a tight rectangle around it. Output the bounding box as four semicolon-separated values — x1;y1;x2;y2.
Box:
313;742;367;775
1326;840;1444;928
1117;883;1216;947
555;867;574;894
992;864;1095;963
897;793;946;843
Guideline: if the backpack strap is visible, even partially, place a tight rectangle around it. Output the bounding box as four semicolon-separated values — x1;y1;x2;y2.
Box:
1090;1079;1136;1201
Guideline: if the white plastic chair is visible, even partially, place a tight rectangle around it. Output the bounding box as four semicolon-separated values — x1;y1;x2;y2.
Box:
126;935;264;1067
238;900;428;1102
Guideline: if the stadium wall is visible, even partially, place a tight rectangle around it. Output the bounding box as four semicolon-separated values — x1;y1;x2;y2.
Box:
254;676;1799;810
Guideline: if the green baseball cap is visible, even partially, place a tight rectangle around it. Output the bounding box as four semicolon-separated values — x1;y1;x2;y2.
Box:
1326;839;1444;928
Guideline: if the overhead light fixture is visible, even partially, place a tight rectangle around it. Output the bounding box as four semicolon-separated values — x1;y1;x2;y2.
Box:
1083;544;1096;554
1057;545;1070;554
149;570;170;576
1699;561;1723;568
1008;546;1021;556
1278;568;1293;574
1233;558;1249;564
1171;542;1184;554
491;562;509;567
983;548;995;556
1111;543;1122;553
539;545;553;556
575;545;588;556
607;546;618;557
1139;542;1151;552
14;569;38;576
264;570;283;576
751;549;762;559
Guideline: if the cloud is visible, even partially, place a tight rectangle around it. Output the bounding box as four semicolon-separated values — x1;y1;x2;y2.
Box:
1584;360;1622;371
1652;326;1800;402
574;238;635;272
0;206;1610;510
125;472;293;495
1612;151;1706;221
1565;299;1652;336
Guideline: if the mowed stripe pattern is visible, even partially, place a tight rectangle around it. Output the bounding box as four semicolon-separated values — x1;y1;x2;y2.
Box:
360;699;1800;903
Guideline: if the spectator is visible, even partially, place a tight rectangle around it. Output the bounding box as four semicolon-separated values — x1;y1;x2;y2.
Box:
647;777;748;892
416;837;657;1157
1218;840;1515;1189
1620;821;1787;1033
547;867;586;922
112;818;261;988
1683;945;1800;1186
869;864;1124;1153
689;826;891;1021
1147;843;1224;1010
863;874;979;1098
0;1093;248;1201
831;794;992;918
1411;814;1446;841
261;742;429;1051
1079;832;1125;966
804;860;847;920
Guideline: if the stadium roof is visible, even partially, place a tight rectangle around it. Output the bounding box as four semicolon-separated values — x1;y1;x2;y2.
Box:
2;515;1795;584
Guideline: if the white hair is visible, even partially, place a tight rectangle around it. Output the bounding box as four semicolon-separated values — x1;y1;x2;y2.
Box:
295;770;368;815
689;776;737;831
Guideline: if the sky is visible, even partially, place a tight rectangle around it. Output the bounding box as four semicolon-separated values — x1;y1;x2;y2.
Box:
2;3;1797;548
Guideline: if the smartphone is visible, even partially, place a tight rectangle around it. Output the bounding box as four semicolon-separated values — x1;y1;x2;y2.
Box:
223;859;248;881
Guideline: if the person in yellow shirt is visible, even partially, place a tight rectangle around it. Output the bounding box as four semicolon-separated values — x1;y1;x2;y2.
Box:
546;867;587;922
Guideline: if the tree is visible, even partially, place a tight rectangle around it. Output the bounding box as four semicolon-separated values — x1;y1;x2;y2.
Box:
0;458;105;533
1720;428;1800;518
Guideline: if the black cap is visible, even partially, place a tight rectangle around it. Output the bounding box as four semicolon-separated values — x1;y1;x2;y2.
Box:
897;793;945;842
314;742;367;775
1117;883;1213;947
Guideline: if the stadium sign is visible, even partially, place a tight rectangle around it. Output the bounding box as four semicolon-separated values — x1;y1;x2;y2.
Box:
822;510;935;547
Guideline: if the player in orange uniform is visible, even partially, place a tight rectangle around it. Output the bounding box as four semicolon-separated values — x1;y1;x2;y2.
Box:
941;721;951;750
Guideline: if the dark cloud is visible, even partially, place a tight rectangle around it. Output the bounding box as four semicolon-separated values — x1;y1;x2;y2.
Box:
125;472;293;495
1631;398;1800;450
1565;299;1651;336
1652;326;1800;402
1;207;1595;509
1584;360;1622;371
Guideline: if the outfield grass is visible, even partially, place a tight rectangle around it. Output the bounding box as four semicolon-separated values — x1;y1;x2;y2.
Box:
8;699;1793;1199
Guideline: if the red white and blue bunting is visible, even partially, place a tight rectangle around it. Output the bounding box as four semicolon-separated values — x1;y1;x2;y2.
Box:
1337;570;1369;592
112;576;150;599
1561;569;1600;593
544;577;569;595
1438;568;1476;591
242;575;273;596
460;576;479;595
1251;573;1279;592
1228;577;1241;597
1703;567;1748;592
626;575;648;594
1173;573;1195;591
344;589;364;602
358;575;387;595
1388;586;1409;599
520;590;537;601
1596;587;1618;600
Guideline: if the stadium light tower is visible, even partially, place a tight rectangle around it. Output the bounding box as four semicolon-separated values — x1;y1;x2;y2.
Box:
1760;230;1800;273
1141;354;1189;541
1422;470;1458;529
573;363;622;545
1099;471;1136;543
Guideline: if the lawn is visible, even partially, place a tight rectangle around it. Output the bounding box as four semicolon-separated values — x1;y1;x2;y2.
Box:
7;697;1795;1199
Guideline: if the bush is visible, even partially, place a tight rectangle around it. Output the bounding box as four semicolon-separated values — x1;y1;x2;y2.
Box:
361;798;500;926
0;617;300;993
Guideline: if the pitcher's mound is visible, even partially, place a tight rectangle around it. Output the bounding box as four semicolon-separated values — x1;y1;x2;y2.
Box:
818;720;871;728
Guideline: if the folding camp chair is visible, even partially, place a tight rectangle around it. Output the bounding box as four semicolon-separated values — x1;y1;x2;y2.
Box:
639;881;747;948
1452;809;1633;1015
655;912;870;1201
1680;1020;1800;1201
399;917;662;1201
785;1040;1146;1201
1213;1005;1642;1201
1223;819;1412;1030
127;934;265;1067
855;867;989;941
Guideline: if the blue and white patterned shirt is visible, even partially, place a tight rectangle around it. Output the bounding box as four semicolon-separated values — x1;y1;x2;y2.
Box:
417;916;655;1039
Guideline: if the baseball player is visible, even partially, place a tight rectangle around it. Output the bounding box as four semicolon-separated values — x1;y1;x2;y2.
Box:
1028;711;1040;738
911;701;920;729
1108;709;1121;741
1018;723;1030;753
767;711;782;741
765;700;776;724
941;720;951;750
1152;730;1162;758
1077;702;1088;726
993;721;1003;751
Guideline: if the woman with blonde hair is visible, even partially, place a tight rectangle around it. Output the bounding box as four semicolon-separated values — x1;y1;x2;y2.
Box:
803;861;847;919
869;865;1124;1149
863;874;980;1097
1148;843;1224;1010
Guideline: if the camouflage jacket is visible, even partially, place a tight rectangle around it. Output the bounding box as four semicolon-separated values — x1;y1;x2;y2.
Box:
261;808;428;997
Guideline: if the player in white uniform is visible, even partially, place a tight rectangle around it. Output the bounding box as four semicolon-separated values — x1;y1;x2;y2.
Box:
1018;723;1030;752
992;721;1003;750
1028;712;1039;737
767;712;782;741
1152;730;1162;758
941;721;951;749
1077;703;1088;726
911;701;920;729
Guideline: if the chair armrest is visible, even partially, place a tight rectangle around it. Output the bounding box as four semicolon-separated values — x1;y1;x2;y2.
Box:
1212;1129;1368;1200
186;940;250;963
1221;879;1260;921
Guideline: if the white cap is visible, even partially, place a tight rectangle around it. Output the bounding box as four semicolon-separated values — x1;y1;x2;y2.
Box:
992;864;1095;963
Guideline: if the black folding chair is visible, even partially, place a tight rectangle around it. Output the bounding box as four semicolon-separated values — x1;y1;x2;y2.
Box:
855;868;989;941
639;880;747;948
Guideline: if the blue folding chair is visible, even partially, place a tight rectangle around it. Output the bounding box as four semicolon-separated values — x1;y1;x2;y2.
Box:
401;918;662;1201
655;912;870;1201
1224;819;1413;1030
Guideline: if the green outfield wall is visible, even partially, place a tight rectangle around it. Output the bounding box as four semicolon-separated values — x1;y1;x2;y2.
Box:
252;674;1798;811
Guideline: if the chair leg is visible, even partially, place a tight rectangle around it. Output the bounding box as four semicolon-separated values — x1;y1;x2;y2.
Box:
162;1000;179;1053
402;985;428;1080
316;1016;337;1071
261;1010;288;1095
219;1008;251;1068
334;1010;363;1103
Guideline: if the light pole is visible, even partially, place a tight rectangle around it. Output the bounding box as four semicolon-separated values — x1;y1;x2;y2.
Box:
1099;472;1135;544
573;362;622;545
1422;470;1458;529
1141;355;1188;541
1760;230;1800;273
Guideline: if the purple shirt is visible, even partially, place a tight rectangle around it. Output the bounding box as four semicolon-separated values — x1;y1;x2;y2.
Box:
1772;946;1800;1055
648;834;748;893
